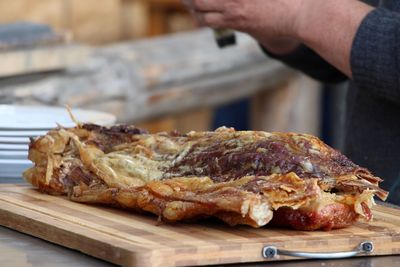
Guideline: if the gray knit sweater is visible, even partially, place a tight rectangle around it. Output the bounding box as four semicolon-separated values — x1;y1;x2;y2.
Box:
262;0;400;204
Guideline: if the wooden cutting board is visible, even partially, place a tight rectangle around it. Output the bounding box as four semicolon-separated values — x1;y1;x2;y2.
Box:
0;184;399;267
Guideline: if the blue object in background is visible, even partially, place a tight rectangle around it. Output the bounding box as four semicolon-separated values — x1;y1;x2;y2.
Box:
321;83;348;150
321;85;333;146
212;99;250;131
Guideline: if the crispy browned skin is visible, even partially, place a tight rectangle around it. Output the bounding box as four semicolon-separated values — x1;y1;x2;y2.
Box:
23;124;388;230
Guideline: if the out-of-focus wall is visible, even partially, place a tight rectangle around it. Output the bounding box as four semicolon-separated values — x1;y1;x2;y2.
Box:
0;0;193;44
0;0;211;133
0;0;321;135
0;0;122;44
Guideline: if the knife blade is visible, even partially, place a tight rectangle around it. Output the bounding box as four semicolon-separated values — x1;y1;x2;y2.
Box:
213;28;236;48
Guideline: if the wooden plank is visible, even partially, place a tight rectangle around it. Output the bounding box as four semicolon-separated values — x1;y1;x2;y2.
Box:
174;108;212;132
251;74;321;135
136;108;213;133
120;0;150;39
0;44;89;78
0;30;293;123
67;0;122;44
148;0;185;8
0;0;123;45
0;0;66;30
146;0;189;36
0;185;400;267
0;22;66;51
148;4;168;36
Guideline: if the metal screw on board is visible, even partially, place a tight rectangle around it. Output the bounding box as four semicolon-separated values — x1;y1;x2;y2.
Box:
262;246;278;258
361;242;374;253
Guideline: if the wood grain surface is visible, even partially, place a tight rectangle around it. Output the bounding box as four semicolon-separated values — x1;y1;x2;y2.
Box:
0;44;89;77
0;30;293;123
0;184;399;267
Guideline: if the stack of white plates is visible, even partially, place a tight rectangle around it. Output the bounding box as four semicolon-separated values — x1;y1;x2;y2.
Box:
0;105;116;181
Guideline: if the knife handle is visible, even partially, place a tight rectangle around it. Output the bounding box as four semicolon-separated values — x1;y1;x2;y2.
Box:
213;29;236;48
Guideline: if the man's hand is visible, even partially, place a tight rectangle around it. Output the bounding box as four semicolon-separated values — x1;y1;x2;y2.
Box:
183;0;375;78
182;0;302;55
182;0;301;36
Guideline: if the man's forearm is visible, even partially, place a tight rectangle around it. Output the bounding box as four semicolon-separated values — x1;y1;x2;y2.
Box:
183;0;373;77
296;0;373;78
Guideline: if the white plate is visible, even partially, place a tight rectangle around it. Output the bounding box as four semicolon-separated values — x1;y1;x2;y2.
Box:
0;143;28;150
0;159;32;178
0;130;47;137
0;136;31;144
0;159;31;164
0;150;28;159
0;105;116;130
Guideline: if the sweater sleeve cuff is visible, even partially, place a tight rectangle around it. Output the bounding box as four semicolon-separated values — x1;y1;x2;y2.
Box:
351;8;400;102
260;43;313;62
260;44;347;84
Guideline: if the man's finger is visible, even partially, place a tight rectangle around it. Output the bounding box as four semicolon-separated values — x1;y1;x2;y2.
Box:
192;0;224;12
197;12;226;28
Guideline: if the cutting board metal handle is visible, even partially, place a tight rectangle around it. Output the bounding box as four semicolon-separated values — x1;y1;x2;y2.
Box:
262;241;374;259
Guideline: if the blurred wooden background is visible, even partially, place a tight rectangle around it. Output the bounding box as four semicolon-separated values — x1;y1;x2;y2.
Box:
0;0;192;44
0;0;209;132
0;0;321;135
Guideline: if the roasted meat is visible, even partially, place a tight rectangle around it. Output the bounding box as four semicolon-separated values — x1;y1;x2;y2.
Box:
23;124;388;230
